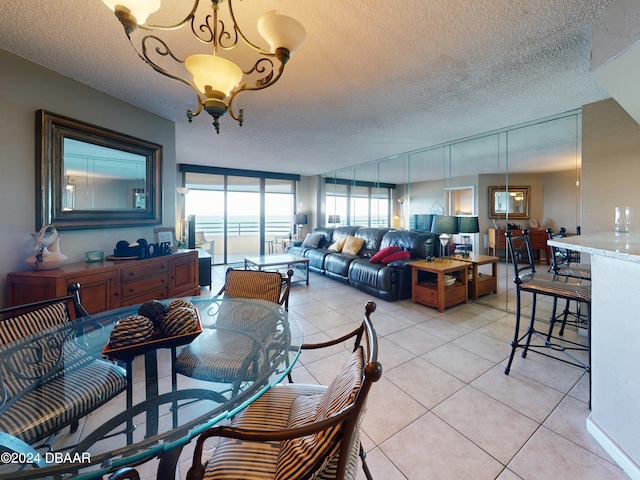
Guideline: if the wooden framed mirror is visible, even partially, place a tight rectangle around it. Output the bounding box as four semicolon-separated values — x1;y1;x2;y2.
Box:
489;186;530;219
36;110;162;230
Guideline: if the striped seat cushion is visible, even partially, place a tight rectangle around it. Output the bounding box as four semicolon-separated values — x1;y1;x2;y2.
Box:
224;271;283;304
174;329;263;383
175;300;283;384
557;264;591;280
0;323;94;399
201;430;361;480
0;303;127;443
314;429;361;480
519;273;591;301
0;358;127;443
274;348;364;480
203;384;325;480
201;349;363;480
203;440;281;480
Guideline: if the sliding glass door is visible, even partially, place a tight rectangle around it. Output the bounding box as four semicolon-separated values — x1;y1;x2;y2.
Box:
265;179;295;253
181;167;298;265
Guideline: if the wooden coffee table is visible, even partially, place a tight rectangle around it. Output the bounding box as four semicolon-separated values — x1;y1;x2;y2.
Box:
454;253;499;300
408;259;469;312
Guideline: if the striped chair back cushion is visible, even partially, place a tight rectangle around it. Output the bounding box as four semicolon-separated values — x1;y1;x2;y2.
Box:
0;302;68;345
274;347;364;480
0;303;92;400
0;356;127;443
224;270;283;304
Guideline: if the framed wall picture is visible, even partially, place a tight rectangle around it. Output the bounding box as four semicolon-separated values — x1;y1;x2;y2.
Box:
153;227;177;251
430;201;444;215
489;186;530;219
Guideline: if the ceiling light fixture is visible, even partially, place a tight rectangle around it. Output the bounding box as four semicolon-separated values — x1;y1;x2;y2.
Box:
101;0;305;133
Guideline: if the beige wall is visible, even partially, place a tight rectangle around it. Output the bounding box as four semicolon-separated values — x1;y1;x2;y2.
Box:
410;170;579;253
541;169;582;234
0;49;176;306
582;98;640;233
581;96;640;474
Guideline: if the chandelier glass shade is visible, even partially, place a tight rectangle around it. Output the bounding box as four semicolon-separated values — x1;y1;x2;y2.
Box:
101;0;305;133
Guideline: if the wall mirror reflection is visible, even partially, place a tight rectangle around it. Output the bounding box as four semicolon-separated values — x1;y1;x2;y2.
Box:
319;111;582;316
37;110;162;230
489;186;530;219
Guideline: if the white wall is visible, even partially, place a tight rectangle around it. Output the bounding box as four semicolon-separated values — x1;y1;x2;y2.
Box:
0;49;176;306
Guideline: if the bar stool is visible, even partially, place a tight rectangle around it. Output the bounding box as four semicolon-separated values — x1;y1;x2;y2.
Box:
504;231;591;376
546;228;591;337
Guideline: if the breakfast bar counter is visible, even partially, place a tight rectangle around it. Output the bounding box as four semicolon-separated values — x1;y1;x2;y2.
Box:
549;232;640;480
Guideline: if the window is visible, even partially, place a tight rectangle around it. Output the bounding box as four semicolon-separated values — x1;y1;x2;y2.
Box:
181;166;299;264
325;179;392;227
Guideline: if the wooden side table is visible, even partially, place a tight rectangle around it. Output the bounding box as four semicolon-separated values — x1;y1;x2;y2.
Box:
455;253;499;299
408;259;469;312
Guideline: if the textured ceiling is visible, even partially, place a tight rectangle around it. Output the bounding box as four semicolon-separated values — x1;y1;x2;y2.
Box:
0;0;614;178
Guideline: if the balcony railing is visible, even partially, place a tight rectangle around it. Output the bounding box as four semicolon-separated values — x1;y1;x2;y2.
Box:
196;220;293;237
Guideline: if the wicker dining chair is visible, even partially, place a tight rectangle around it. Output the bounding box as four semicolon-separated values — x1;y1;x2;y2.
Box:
186;301;382;480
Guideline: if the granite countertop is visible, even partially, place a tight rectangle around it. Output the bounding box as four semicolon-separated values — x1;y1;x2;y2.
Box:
548;232;640;263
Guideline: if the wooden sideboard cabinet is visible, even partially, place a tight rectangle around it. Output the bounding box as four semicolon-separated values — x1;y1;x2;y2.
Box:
6;250;200;314
487;228;550;265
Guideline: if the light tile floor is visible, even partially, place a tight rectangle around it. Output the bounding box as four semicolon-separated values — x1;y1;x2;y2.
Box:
163;264;628;480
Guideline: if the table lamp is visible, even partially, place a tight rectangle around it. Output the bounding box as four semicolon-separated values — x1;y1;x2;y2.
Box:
457;216;480;257
431;215;458;261
327;214;341;226
295;213;308;239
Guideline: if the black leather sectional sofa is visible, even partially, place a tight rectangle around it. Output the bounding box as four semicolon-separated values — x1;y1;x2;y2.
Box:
286;226;438;301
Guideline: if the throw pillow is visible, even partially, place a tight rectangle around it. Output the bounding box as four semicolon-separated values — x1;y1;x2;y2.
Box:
328;237;347;252
342;235;365;255
381;250;411;264
301;232;323;248
369;245;399;263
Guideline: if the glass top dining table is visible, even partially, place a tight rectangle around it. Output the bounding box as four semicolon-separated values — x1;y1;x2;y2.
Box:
0;296;302;480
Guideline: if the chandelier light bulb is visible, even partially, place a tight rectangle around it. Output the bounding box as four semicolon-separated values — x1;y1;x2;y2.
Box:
257;11;306;56
185;55;243;98
102;0;161;27
101;0;305;133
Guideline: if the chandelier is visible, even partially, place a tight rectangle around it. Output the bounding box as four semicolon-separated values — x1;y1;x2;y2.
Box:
101;0;306;133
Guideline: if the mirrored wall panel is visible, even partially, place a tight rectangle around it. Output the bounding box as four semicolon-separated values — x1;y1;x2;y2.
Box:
321;111;582;313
